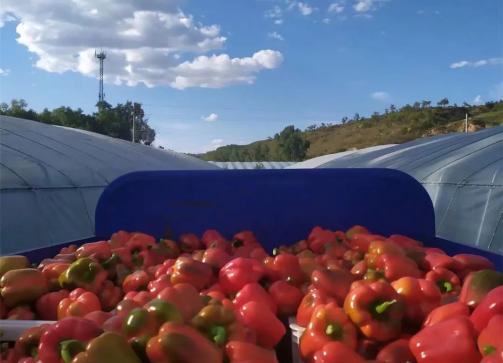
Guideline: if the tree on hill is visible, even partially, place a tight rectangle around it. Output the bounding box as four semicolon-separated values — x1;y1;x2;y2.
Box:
274;125;310;161
437;98;449;108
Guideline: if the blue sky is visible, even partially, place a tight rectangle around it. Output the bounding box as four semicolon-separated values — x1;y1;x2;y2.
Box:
1;0;502;153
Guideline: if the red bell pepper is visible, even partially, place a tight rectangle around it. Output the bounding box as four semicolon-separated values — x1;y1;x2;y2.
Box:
42;262;71;291
76;241;112;261
202;248;232;271
471;286;503;332
123;270;151;293
36;290;70;320
98;280;123;311
376;254;422;282
179;233;203;252
146;322;223;363
7;305;35;320
424;252;462;271
478;314;503;357
300;302;357;359
271;253;305;286
409;316;481;363
225;340;278;363
453;253;495;275
83;311;114;326
307;226;342;254
148;274;172;295
238;301;286;349
311;267;355;305
201;229;227;248
38;317;102;363
170;256;213;291
219;257;266;294
268;280;303;316
233;282;277;314
344;280;405;341
58;288;101;319
349;233;385;253
109;230;131;248
124;291;154;306
481;350;503;363
115;298;142;317
296;287;335;327
312;341;366;363
376;338;415;363
157;283;204;321
365;239;405;268
346;224;370;239
125;232;156;252
391;277;441;325
423;301;469;327
425;266;460;295
12;324;50;361
388;234;423;249
460;269;503;308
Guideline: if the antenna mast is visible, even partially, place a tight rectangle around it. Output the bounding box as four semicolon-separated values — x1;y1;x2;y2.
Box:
95;50;106;103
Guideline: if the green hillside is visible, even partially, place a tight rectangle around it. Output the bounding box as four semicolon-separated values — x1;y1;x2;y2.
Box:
199;100;503;162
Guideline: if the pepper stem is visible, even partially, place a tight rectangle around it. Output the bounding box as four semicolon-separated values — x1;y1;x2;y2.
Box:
59;339;85;363
442;281;453;293
375;300;397;314
210;325;227;346
325;323;343;340
483;345;496;356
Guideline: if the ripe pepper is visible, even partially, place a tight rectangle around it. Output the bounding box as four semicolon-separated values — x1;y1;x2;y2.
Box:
191;300;235;346
36;290;70;320
202;229;227;248
42;262;71;291
170;256;213;291
422;301;469;327
312;341;366;363
478;315;503;357
76;241;112;261
238;301;286;349
7;305;35;320
124;290;154;306
58;257;107;293
202;248;232;271
376;254;422;282
179;233;203;252
123;270;151;292
219;257;265;294
148;275;172;295
349;233;385;253
268;280;303;316
271;253;305;286
376;338;416;363
391;277;441;325
453;253;495;277
233;282;277;314
424;252;462;271
83;311;113;326
38;317;102;363
307;226;342;254
346;224;370;239
471;286;503;332
365;239;405;268
225;341;278;363
425;266;460;295
71;332;142;363
300;302;357;359
460;269;503;308
146;322;223;363
157;283;204;321
0;268;48;307
481;350;503;363
344;280;405;341
409;316;481;363
13;324;50;361
126;232;156;252
98;280;123;311
296;287;335;327
58;288;101;319
311;268;355;305
154;259;176;279
109;230;131;248
0;255;30;278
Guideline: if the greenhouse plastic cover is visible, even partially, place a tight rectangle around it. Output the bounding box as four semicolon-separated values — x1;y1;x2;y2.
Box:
0;116;218;254
290;127;503;254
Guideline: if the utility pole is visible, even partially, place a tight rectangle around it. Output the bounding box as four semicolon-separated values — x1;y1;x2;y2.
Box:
95;50;106;103
131;105;135;143
465;113;468;133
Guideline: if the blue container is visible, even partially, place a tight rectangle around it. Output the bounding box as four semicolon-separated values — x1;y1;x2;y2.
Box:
20;168;501;269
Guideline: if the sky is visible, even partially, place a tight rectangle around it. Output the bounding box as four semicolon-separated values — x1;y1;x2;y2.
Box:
0;0;502;153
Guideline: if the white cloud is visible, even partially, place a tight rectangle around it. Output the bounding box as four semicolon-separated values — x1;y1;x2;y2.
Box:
202;113;219;122
265;5;283;19
171;50;283;89
450;57;503;69
322;18;331;24
354;0;387;13
0;0;283;89
328;3;345;13
268;31;284;41
0;68;10;76
297;2;314;15
211;138;224;145
274;19;284;25
371;91;390;101
472;95;482;105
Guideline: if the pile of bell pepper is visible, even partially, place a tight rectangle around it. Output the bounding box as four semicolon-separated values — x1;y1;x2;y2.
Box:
0;226;501;363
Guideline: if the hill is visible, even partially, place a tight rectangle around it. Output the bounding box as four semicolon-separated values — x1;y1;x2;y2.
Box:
199;100;503;162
